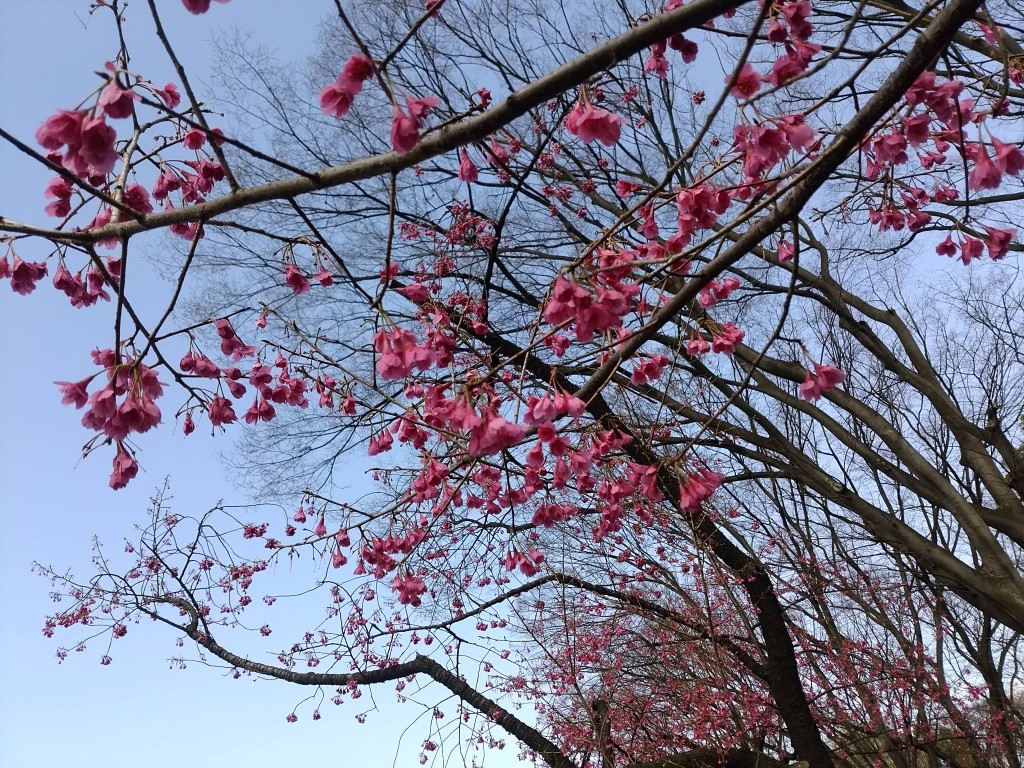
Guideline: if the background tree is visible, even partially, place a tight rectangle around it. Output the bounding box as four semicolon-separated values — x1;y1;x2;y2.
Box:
4;0;1024;766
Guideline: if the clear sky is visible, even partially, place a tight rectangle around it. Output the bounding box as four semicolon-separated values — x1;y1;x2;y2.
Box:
0;4;517;767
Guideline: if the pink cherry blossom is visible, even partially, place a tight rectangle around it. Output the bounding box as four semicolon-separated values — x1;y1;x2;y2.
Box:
710;323;745;355
98;83;138;119
284;264;310;294
393;574;428;607
55;378;92;409
992;138;1024;176
109;444;139;490
374;328;436;381
8;257;48;295
686;335;711;356
123;184;153;215
36;110;84;151
798;363;846;402
679;468;724;512
458;149;478;183
343;55;374;84
390;96;439;154
314;267;334;287
644;43;669;79
319;80;357;119
968;144;1002;191
397;282;430;303
152;169;182;200
156;83;181;109
668;34;698;63
983;227;1016;260
243;397;276;424
182;129;206;150
390;105;420;154
565;99;624;147
215;319;256;361
468;413;526;456
208;396;237;427
43;177;73;218
65;116;119;177
935;235;958;259
181;0;230;13
730;64;762;99
959;236;984;265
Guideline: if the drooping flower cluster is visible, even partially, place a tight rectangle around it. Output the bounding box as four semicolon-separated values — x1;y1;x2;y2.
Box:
319;55;375;119
565;91;625;147
55;350;164;489
1;256;48;295
797;362;845;402
390;96;440;154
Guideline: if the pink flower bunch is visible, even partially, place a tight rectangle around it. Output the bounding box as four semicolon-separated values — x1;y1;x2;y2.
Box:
374;328;437;381
155;83;181;109
1;256;48;295
182;160;225;200
76;353;164;443
110;443;139;490
366;426;394;457
43;177;73;218
523;390;586;425
765;42;820;87
486;138;510;170
710;323;745;355
668;34;699;63
678;468;725;513
215;318;256;360
729;64;762;100
319;55;375;119
676;184;732;247
208;395;237;427
458;149;478;183
36;110;119;177
50;257;120;308
504;548;546;577
969;139;1024;191
97;83;139;120
565;94;625;147
644;40;670;78
733;119;814;184
936;228;1016;264
390;95;440;154
697;277;741;309
181;0;230;13
246;360;309;409
356;528;429;579
468;412;527;456
392;574;428;607
543;276;630;343
152;168;183;201
630;354;669;386
531;503;576;528
778;0;814;41
180;351;220;378
905;71;966;127
797;362;845;402
284;264;310;294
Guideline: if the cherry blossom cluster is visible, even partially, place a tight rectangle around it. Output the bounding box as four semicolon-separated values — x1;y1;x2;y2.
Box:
56;349;164;489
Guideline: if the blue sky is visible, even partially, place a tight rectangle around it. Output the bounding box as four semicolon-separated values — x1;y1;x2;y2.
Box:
0;3;516;766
